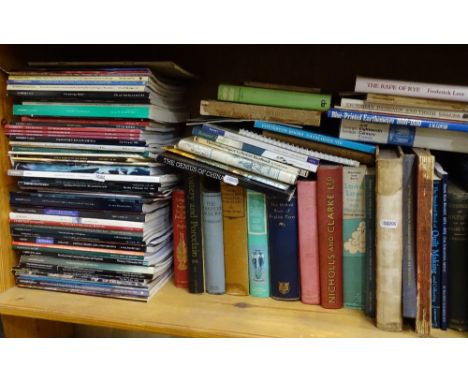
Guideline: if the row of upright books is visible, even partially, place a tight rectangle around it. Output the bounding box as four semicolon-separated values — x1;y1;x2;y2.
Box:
3;62;193;301
159;80;468;336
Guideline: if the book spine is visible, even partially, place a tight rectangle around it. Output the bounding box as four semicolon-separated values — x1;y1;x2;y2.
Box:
447;187;468;331
9;141;147;152
355;76;468;103
376;151;403;331
9;212;144;229
363;170;376;317
9;219;143;232
156;151;294;198
8;84;147;91
221;184;249;296
329;108;468;133
253;120;376;154
184;175;205;293
8;75;150;81
202;190;225;294
10;192;144;212
8;90;150;101
415;151;434;336
199;124;319;173
431;179;442;328
9;80;146;85
8;135;146;146
178;138;297;185
297;181;320;304
13;104;150;119
199;99;321;126
340;98;468;122
267;194;300;300
217;83;331;111
317;165;343;309
172;189;189;288
192;131;304;177
10;206;145;222
246;190;270;297
402;154;417;319
342;165;367;309
440;173;449;330
19;116;150;128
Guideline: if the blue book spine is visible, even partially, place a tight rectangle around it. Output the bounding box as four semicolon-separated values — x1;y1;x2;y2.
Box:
253;120;376;154
202;191;226;294
432;178;442;328
246;190;270;297
329;108;468;133
8;80;146;86
267;194;300;300
439;172;449;330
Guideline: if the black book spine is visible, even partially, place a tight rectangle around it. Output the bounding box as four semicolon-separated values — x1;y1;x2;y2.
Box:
16;248;146;266
364;172;376;318
12;235;146;252
10;205;145;222
156;151;294;199
9;135;146;146
267;194;300;300
448;187;468;331
10;192;144;212
185;174;205;293
8;90;150;101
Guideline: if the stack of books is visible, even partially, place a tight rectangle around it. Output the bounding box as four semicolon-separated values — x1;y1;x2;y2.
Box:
4;63;191;301
163;79;468;336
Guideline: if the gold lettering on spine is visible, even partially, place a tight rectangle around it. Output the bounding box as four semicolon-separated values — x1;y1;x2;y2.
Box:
326;175;336;304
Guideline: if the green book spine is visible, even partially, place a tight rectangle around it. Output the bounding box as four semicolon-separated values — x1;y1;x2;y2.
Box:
217;84;331;111
13;104;150;119
342;165;367;309
246;189;270;297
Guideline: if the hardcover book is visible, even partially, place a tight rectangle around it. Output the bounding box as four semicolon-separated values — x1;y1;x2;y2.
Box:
413;148;434;336
297;180;320;304
221;183;249;296
375;147;403;331
431;173;442;328
317;165;343;309
202;187;225;294
246;190;270;298
267;194;300;301
184;174;205;293
342;165;367;309
363;167;376;317
172;189;188;288
447;181;468;331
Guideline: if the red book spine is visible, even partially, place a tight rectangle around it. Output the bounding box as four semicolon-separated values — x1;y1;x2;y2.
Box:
297;180;320;304
317;165;343;309
172;189;189;288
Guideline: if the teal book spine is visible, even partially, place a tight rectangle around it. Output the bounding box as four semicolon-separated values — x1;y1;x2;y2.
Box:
202;190;225;294
342;165;367;309
246;189;270;297
13;104;150;119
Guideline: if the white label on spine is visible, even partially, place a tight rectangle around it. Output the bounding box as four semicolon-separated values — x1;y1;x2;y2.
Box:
223;175;239;186
380;219;398;229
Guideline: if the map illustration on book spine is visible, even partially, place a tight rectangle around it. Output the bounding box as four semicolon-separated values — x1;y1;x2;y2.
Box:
247;190;270;298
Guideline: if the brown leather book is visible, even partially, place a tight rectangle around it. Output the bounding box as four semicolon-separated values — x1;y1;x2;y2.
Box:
375;147;403;331
220;183;249;295
413;148;435;336
262;131;375;165
317;165;343;309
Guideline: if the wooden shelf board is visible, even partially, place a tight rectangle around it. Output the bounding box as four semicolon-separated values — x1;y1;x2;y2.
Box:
0;283;465;338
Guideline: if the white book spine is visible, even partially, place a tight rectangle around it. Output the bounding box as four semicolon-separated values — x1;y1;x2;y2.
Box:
9;212;144;228
177;138;297;185
355;76;468;103
7;84;147;92
8;141;146;152
339;98;468;122
7;169;178;184
238;129;360;167
193;136;305;177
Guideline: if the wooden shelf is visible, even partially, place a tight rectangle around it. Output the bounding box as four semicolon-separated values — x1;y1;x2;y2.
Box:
0;283;465;338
